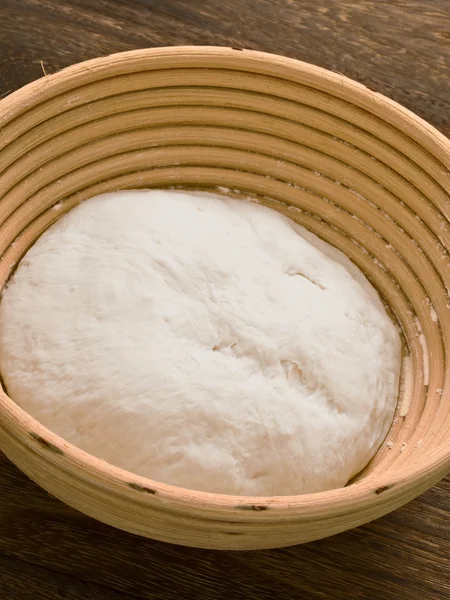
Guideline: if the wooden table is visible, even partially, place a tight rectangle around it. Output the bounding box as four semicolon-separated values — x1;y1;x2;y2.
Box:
0;1;449;598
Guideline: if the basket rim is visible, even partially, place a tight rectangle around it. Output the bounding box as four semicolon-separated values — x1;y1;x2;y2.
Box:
0;45;450;516
0;46;449;161
0;45;450;162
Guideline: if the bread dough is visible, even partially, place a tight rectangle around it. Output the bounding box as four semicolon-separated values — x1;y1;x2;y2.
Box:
0;190;401;496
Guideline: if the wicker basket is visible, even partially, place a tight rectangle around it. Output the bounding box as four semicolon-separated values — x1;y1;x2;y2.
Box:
0;47;449;550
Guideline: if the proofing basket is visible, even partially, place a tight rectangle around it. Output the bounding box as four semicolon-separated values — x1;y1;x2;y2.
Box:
0;47;449;550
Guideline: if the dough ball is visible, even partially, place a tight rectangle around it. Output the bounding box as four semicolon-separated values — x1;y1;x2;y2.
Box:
0;190;401;496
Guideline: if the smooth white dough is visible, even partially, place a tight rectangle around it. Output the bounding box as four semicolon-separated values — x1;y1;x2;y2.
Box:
0;190;401;496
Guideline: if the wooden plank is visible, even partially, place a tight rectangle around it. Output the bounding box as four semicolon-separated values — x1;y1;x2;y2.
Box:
1;453;449;600
0;0;449;129
0;1;449;598
0;552;134;600
439;124;450;138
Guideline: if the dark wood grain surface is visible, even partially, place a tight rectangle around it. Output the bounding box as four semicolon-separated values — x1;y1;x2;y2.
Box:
0;1;449;598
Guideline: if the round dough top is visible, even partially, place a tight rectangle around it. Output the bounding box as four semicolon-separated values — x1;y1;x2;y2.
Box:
0;190;401;496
